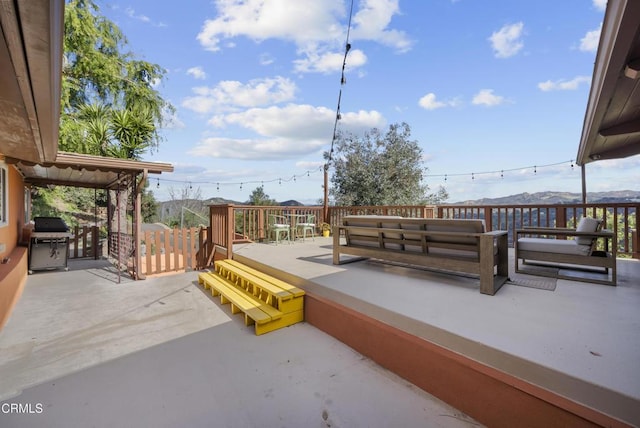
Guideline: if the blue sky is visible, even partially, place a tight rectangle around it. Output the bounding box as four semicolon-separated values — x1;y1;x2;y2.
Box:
100;0;640;204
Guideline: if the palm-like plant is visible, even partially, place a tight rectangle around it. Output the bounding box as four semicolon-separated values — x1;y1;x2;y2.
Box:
109;107;155;160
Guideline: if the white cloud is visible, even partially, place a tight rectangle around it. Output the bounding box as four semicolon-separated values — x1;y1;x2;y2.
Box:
294;49;367;74
187;66;207;80
418;93;459;110
197;0;343;52
181;76;297;113
351;0;413;53
259;53;275;66
196;0;411;73
489;22;524;58
592;0;607;11
537;76;591;91
125;7;150;23
472;89;506;107
190;104;385;160
580;23;602;53
124;7;166;27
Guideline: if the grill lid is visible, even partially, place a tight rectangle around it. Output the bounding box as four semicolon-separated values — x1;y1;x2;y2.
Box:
34;217;69;233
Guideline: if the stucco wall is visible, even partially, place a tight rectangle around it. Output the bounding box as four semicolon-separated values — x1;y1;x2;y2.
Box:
0;163;27;329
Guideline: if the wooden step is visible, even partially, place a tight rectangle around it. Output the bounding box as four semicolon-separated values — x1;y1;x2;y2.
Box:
198;272;282;335
215;259;304;313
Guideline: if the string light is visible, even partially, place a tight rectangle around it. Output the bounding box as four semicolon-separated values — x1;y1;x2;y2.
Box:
151;159;577;193
426;159;575;181
326;0;354;169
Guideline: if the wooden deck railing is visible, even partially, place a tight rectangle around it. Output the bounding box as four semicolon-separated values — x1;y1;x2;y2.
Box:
68;225;101;259
203;202;638;268
327;205;436;226
136;227;212;276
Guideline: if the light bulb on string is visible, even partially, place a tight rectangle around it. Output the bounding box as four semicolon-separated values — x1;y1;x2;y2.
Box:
534;166;537;174
216;183;219;192
444;174;447;182
157;178;160;189
472;173;475;180
501;170;504;179
240;183;243;190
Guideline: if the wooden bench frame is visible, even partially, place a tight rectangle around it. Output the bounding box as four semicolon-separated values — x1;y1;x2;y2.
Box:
333;218;508;295
515;227;617;286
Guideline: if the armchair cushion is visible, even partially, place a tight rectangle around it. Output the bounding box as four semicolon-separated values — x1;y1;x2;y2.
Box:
576;217;602;245
517;238;593;255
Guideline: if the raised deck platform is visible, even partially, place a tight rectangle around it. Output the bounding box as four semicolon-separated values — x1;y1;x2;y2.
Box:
233;237;640;427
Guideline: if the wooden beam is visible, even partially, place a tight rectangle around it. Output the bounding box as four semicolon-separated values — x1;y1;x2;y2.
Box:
599;118;640;137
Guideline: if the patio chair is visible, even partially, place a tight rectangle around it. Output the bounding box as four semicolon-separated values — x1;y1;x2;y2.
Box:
515;217;617;286
296;214;316;241
267;214;290;245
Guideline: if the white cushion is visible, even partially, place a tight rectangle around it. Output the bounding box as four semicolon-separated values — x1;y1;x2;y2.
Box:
518;238;592;256
576;217;601;245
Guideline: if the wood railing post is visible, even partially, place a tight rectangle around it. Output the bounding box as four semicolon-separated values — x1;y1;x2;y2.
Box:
556;207;567;228
226;204;235;259
484;207;493;231
257;208;265;241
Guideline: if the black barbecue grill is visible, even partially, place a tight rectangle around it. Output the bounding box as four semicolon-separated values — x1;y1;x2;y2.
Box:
28;217;73;274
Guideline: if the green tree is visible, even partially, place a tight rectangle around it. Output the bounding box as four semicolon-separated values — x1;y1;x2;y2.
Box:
60;0;171;156
327;122;445;205
247;186;278;206
49;0;173;226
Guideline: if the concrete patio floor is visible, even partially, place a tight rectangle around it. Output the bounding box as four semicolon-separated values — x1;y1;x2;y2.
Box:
0;258;479;428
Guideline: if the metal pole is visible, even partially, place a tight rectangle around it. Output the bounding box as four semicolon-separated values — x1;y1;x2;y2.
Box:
117;178;121;284
581;164;587;207
323;165;329;223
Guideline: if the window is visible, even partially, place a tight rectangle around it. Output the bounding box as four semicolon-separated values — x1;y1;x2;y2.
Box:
0;164;6;227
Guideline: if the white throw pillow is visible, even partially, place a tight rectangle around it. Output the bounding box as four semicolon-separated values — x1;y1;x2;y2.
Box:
575;217;601;246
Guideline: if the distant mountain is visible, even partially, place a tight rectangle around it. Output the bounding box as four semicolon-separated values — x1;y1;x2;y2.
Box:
455;190;640;205
279;200;304;206
202;197;243;205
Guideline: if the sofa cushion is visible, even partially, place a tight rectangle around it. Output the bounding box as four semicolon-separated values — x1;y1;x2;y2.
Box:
575;217;601;245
